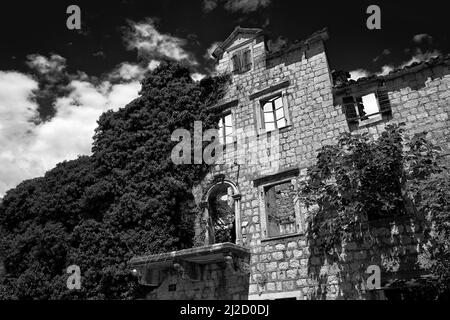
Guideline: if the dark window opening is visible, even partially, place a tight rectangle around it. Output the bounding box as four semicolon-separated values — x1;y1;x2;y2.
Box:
265;181;296;237
232;48;252;74
344;93;379;120
168;284;177;292
343;90;392;130
209;184;236;244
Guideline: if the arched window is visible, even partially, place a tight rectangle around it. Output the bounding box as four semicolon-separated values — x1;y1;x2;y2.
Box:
202;181;242;246
209;184;236;244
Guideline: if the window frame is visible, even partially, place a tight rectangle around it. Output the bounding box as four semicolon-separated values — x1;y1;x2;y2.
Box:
230;46;253;74
260;94;288;132
256;91;292;134
218;111;234;146
343;92;382;121
341;87;392;131
258;177;304;241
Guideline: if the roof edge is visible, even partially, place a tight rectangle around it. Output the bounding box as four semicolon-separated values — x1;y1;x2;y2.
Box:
334;54;450;91
212;26;264;59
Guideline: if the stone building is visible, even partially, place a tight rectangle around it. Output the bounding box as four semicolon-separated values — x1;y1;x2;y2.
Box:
129;27;450;300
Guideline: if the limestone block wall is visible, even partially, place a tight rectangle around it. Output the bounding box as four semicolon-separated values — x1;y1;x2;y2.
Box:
247;217;427;300
195;36;347;299
146;261;250;300
195;32;449;300
344;60;450;151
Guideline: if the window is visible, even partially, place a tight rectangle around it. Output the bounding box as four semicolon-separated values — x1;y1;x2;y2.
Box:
218;113;233;145
232;48;252;74
256;170;304;240
261;95;287;131
208;184;236;244
342;90;393;131
168;284;176;292
344;93;381;121
264;181;297;237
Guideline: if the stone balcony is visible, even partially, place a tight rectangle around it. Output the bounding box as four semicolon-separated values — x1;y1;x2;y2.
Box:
129;243;251;299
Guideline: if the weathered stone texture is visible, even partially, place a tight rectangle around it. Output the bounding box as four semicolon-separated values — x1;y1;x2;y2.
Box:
138;27;450;300
195;30;449;300
147;262;249;300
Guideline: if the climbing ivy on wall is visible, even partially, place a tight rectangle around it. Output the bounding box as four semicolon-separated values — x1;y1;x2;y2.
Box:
0;61;229;299
299;124;450;298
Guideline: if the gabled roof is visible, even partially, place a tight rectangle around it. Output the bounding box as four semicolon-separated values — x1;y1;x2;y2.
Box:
212;26;264;59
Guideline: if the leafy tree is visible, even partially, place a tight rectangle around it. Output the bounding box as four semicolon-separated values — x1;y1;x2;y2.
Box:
0;61;229;299
299;124;450;299
406;133;450;297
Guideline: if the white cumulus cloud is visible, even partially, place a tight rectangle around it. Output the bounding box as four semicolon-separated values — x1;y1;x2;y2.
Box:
0;69;141;197
110;60;161;82
349;69;371;81
125;19;197;64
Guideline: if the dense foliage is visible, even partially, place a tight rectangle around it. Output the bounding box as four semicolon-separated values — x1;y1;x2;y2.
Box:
0;61;229;299
300;124;450;298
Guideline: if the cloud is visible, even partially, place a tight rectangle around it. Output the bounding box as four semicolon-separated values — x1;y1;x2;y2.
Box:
0;71;41;196
203;0;271;13
350;48;441;81
378;65;394;76
114;63;145;81
0;71;39;144
399;48;440;68
0;17;210;196
93;51;105;58
147;60;161;71
124;18;197;64
413;33;433;44
372;48;391;62
203;0;219;12
0;47;205;197
0;65;141;197
203;42;223;76
109;60;161;82
26;54;67;75
349;69;371;81
24;54;73;120
28;80;141;170
191;73;206;82
204;42;221;60
1;19;203;196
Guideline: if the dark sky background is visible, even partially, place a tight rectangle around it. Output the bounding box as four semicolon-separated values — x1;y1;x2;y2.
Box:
1;0;448;77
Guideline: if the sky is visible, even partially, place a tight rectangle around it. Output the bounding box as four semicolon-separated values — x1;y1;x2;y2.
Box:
0;0;448;197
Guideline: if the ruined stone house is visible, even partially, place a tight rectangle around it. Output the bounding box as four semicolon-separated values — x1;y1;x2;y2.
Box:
129;27;450;300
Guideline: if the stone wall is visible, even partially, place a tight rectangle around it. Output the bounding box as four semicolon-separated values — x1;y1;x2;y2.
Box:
146;261;249;300
193;29;450;300
334;56;450;151
248;216;428;300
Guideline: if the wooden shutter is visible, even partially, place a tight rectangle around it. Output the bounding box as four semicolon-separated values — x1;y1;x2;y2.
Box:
241;49;251;72
232;53;241;73
377;88;392;117
342;96;358;121
355;97;367;120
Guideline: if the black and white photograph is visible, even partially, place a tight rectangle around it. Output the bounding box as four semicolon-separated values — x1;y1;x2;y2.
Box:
0;0;449;308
